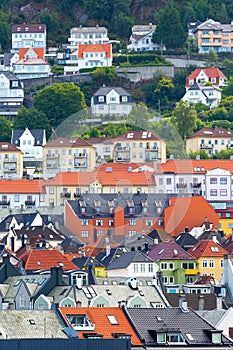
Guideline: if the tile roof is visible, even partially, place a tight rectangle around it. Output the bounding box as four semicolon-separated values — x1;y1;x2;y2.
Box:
12;24;46;33
187;68;226;81
124;307;232;346
163;196;219;236
165;293;225;311
0;142;22;152
0;71;21;82
94;86;130;96
148;240;196;261
45;137;93;148
132;24;156;32
70;26;107;33
0;180;45;194
59;306;142;345
15;58;49;65
78;44;112;58
12;129;45;146
116;129;163;141
107;250;153;270
188;240;228;259
175;232;199;250
187;127;233;139
25;248;78;271
19;48;45;59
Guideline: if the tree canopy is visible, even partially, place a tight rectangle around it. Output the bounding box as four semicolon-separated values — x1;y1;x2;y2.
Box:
0;116;12;142
171;101;198;139
13;107;51;136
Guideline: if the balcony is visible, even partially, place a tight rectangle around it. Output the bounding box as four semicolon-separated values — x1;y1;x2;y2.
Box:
176;183;187;188
74;162;87;168
4;158;17;163
74;153;87;159
146;146;158;151
46;163;60;169
191;183;202;188
0;200;10;206
46;154;59;159
25;200;35;206
200;143;213;149
116;146;130;152
74;192;81;198
60;192;71;198
4;168;16;173
116;156;130;162
185;269;199;275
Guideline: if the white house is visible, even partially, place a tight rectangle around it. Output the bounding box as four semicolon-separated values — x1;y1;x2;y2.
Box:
91;86;132;117
0;71;24;119
13;48;50;79
11;24;47;52
67;26;109;51
127;24;163;52
185;68;227;89
182;83;222;109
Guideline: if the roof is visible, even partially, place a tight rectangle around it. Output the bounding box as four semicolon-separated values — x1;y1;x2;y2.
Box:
124;307;232;346
25;248;78;271
13;226;65;242
116;130;163;142
107;250;153;270
0;310;67;339
18;48;45;60
132;24;156;32
156;159;233;174
78;44;112;59
187;68;226;82
12;129;45;147
197;309;228;327
0;142;22;153
0;70;21;82
163;196;219;236
187;127;233;139
0;180;45;194
188;240;228;259
175;232;199;250
93;86;130;97
165;293;226;311
12;24;46;33
59;306;142;345
70;26;108;33
147;241;196;261
45;137;93;148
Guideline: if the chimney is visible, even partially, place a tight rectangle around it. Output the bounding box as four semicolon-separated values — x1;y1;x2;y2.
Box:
153;160;157;172
212;235;218;243
76;275;83;289
198;295;205;310
50;266;64;285
216;295;223;310
21;233;25;248
179;294;188;312
184;226;189;233
26;242;31;252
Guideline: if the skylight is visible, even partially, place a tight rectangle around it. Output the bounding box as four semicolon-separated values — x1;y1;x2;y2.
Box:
211;246;219;252
186;333;194;341
107;315;118;325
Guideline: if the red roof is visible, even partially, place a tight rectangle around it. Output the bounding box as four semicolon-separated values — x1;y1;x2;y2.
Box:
187;127;233;139
59;306;142;345
19;48;45;59
188;240;228;259
25;248;78;271
186;68;226;87
0;142;22;152
0;180;45;194
163;196;219;236
78;44;112;59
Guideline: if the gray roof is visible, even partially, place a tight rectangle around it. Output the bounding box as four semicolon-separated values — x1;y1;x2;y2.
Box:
94;87;131;97
107;250;153;270
0;310;67;339
197;310;228;327
4;275;50;299
70;26;107;33
124;307;232;346
12;129;46;147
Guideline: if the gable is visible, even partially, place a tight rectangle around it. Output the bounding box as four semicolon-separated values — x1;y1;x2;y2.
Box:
127;295;147;308
34;294;51;310
0;73;9;87
89;294;110;307
59;296;76;307
206;168;231;176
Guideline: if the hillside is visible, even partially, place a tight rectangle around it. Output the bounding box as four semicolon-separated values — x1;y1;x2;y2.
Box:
0;0;233;49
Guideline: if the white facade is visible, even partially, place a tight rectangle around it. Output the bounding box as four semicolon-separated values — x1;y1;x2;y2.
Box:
127;24;162;52
0;71;24;118
182;84;221;109
205;168;232;201
12;24;46;51
67;26;109;51
0;192;45;209
107;261;158;278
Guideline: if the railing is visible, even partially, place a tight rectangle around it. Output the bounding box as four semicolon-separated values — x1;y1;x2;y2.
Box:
74;153;87;158
25;200;35;206
0;201;10;206
60;192;71;198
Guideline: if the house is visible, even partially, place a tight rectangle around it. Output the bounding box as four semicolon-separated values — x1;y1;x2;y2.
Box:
91;86;132;117
87;137;114;163
0;142;24;179
197;308;233;339
11;23;47;52
124;305;233;348
182;82;221;109
147;241;198;285
185;68;227;89
13;47;50;79
0;52;19;72
44;163;155;206
64;193;166;246
12;128;46;174
106;250;158;278
191;19;233;53
67;26;110;51
0;180;45;210
186;127;233;156
42;137;96;178
127;24;162;52
113;130;166;163
175;228;199;251
67;43;112;70
188;240;228;283
59;306;142;346
0;71;24;119
165;293;226;311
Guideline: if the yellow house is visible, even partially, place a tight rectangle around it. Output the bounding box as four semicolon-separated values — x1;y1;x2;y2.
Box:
44;162;156;206
42;137;96;178
186;127;233;156
189;240;228;283
0;142;23;179
113;130;166;164
219;218;233;235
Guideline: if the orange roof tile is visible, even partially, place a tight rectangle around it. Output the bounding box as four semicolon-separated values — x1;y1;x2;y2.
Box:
78;44;112;59
188;240;228;259
59;307;142;345
25;248;78;271
163;196;219;236
186;68;226;86
156;159;233;174
19;48;45;59
0;180;45;194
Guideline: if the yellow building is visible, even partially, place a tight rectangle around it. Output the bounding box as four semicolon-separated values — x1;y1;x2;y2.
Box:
0;142;23;179
186;127;233;156
113;130;166;164
42;137;96;178
193;19;233;54
189;240;228;283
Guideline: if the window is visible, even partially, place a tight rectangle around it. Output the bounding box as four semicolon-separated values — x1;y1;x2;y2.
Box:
108;220;114;226
169;276;174;284
161;262;167;270
110;96;116;102
163;276;168;284
220;259;224;268
146;220;153;226
107;315;118;325
81;230;88;238
157;333;166;343
140;264;145;273
220;189;227;196
169;263;174;270
220;177;227;184
129;218;136;226
159;178;163;185
202;259;207;268
210;178;217;184
81;219;88;226
129;230;136;236
148;263;153;272
96;219;103;226
210;189;217;196
209;259;214;268
20;294;26;307
133;264;138;273
49;187;54;194
166;178;172;185
212;332;222;344
14;195;19;202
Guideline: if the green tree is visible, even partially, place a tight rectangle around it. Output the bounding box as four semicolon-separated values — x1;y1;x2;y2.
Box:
126;102;152;130
0;116;12;141
152;2;186;49
171;101;198;139
205;49;220;68
0;21;11;51
91;67;117;86
189;149;211;159
34;83;87;128
51;64;64;76
222;76;233;98
13;107;51;136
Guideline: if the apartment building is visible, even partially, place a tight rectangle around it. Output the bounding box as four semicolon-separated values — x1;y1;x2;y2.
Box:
11;24;47;52
67;26;109;51
0;142;23;179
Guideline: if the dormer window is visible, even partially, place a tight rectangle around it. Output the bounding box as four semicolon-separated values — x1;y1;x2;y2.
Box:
157;332;166;344
212;332;222;344
189;79;194;85
67;314;95;331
